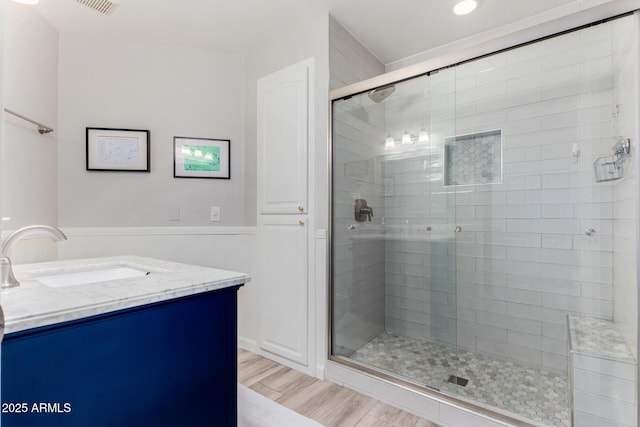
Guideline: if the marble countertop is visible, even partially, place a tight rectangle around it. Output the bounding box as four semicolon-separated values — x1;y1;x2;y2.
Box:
568;315;635;363
1;256;249;334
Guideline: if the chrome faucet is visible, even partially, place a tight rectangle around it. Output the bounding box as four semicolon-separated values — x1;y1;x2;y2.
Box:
0;225;67;288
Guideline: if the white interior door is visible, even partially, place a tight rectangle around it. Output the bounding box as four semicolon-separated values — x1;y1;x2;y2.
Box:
257;59;311;214
256;58;314;366
258;215;308;365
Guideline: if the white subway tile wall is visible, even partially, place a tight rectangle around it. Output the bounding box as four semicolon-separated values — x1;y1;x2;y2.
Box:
330;13;637;427
611;16;638;362
329;16;385;92
330;16;387;355
378;19;636;374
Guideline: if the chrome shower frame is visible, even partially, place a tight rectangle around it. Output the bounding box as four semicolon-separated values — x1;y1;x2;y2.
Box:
327;8;639;427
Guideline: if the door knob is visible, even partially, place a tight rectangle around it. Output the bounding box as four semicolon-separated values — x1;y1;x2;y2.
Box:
454;226;462;233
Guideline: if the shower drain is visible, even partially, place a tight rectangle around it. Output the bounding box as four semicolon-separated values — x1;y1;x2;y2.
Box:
447;375;469;387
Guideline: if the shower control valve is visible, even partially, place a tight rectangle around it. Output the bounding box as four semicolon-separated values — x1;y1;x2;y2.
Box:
354;199;374;222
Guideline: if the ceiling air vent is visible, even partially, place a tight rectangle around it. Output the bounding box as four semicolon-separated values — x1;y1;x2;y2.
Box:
75;0;120;16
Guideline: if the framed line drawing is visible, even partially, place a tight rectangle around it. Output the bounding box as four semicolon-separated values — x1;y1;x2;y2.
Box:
173;137;230;179
86;127;150;172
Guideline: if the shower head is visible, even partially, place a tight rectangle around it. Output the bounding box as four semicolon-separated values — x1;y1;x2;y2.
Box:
368;84;396;103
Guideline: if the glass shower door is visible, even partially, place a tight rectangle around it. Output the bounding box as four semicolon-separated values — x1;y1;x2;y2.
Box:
330;68;460;395
331;88;387;360
421;67;461;393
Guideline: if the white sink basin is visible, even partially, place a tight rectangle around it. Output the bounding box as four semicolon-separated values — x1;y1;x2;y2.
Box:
30;264;152;287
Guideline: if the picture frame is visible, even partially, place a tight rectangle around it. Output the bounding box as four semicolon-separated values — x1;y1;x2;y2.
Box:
86;127;150;172
173;137;230;179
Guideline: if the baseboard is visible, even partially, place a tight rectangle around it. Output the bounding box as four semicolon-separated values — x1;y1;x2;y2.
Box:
315;362;326;380
238;336;259;353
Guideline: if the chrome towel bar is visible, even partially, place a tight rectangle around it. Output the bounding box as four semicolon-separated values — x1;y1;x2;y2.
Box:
4;108;54;134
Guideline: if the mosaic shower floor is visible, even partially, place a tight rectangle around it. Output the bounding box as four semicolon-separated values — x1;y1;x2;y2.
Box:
350;332;569;427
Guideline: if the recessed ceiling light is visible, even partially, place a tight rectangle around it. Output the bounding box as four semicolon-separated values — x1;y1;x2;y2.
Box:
453;0;478;15
10;0;39;4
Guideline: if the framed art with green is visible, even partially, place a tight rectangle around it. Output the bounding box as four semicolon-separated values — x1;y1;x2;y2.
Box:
173;137;230;179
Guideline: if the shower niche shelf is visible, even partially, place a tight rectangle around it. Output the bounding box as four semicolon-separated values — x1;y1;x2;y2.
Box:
444;129;502;187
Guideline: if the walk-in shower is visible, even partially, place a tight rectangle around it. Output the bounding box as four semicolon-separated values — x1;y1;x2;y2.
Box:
330;13;638;427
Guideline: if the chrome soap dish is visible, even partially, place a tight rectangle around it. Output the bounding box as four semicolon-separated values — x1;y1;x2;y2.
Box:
594;138;631;182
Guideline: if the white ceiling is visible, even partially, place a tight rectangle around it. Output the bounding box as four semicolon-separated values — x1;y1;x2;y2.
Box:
32;0;588;64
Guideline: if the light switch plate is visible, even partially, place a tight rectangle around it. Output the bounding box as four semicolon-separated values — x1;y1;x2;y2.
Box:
210;206;221;221
169;206;181;221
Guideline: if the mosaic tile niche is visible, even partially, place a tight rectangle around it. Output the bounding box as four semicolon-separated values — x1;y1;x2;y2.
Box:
444;129;502;186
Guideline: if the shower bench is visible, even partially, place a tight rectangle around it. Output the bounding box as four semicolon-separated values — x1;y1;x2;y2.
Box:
568;315;637;427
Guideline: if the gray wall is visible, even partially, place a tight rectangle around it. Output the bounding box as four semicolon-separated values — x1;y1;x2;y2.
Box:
57;36;245;227
0;0;3;237
2;2;58;230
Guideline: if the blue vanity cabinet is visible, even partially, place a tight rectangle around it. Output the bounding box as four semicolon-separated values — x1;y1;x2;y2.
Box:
1;285;243;427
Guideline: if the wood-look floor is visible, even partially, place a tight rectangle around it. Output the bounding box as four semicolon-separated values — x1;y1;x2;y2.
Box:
238;348;442;427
